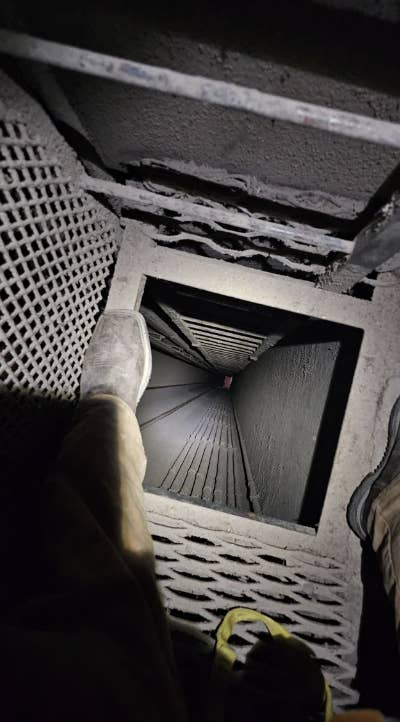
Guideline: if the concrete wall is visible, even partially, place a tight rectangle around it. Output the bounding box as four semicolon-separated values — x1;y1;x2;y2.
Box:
232;322;361;526
137;349;217;426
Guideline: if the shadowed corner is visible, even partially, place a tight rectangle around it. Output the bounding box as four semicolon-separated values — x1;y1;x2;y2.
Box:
354;544;400;719
224;632;327;722
0;386;74;611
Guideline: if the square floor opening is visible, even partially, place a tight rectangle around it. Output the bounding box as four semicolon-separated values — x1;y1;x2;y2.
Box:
138;279;363;530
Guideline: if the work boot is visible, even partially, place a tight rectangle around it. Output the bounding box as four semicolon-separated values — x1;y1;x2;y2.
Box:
347;396;400;541
80;310;152;410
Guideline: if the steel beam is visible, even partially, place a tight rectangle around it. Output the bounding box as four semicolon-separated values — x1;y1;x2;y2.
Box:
83;175;352;255
320;192;400;293
146;241;371;325
1;29;399;148
152;228;343;262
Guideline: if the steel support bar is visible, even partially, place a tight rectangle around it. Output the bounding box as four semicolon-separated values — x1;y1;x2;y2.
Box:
82;175;352;254
147;241;371;322
152;229;326;273
153;229;340;262
320;192;400;293
1;29;399;149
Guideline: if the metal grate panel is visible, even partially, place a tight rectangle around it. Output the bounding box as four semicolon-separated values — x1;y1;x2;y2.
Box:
147;507;358;709
180;316;266;373
0;72;120;480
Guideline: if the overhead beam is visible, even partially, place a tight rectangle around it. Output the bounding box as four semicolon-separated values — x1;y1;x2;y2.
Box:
320;192;400;293
1;29;400;149
83;175;352;255
253;194;400;338
128;223;372;323
151;229;326;273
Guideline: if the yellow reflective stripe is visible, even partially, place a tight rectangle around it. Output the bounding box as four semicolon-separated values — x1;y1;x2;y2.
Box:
215;607;333;721
325;681;333;721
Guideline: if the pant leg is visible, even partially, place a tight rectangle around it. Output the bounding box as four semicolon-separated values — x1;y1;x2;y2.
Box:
44;393;176;662
5;393;186;722
367;472;400;632
53;393;153;573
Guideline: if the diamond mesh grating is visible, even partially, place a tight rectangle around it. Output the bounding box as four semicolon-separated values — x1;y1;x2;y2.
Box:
0;73;120;480
147;508;358;708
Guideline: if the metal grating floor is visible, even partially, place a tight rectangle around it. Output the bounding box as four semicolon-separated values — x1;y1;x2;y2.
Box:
146;497;358;708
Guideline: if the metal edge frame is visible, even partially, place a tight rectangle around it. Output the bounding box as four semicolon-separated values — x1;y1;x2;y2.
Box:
107;221;400;564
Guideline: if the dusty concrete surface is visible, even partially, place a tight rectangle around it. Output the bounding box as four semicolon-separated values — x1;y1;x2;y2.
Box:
3;0;400;204
232;322;362;525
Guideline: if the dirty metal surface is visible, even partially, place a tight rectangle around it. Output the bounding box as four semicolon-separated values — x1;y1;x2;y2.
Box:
2;29;400;149
117;223;400;558
92;176;352;255
320;191;400;294
146;497;358;708
92;176;360;289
